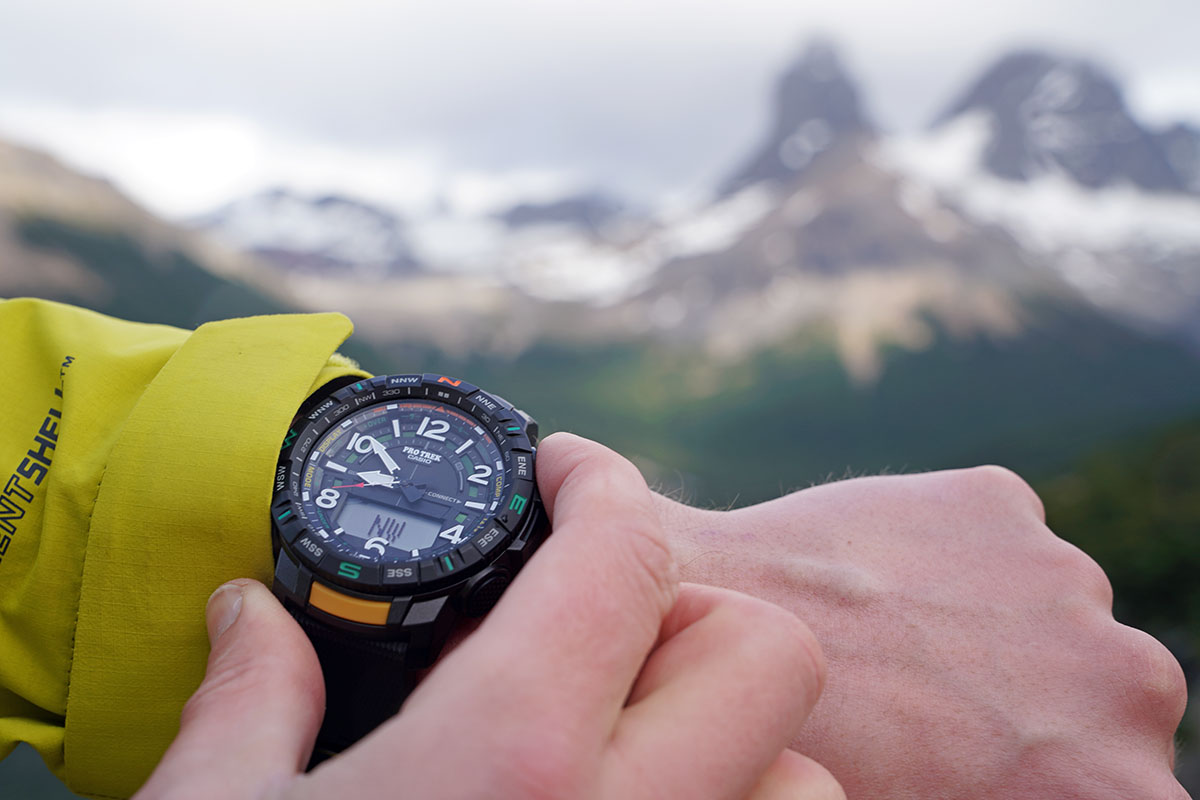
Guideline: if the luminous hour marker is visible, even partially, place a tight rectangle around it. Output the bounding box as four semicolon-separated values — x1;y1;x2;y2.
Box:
387;404;398;410
465;501;486;510
326;461;347;473
334;527;345;535
473;426;484;435
393;419;402;438
302;491;310;501
455;438;474;454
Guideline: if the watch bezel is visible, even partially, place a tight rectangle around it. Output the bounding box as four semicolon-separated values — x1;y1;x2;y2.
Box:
271;373;539;599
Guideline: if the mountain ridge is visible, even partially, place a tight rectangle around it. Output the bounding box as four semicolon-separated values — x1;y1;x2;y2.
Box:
932;49;1198;195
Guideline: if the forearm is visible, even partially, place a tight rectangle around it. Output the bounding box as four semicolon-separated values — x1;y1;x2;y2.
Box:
649;475;1187;798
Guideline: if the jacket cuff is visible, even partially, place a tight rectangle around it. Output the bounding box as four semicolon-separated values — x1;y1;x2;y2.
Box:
64;312;368;799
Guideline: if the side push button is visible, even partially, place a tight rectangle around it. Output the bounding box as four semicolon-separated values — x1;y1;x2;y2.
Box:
460;570;511;618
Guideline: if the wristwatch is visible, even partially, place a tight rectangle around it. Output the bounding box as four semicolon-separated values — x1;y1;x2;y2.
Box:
269;373;548;763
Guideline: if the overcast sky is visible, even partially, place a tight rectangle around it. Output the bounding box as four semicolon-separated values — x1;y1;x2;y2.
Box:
0;0;1196;219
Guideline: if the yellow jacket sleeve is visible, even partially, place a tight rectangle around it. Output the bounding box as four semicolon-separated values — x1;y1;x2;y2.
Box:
0;298;371;799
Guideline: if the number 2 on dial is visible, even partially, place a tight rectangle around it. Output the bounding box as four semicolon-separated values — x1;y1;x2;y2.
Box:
468;464;492;485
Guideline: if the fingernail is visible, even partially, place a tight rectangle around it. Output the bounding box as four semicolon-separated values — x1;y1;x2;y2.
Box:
206;581;246;644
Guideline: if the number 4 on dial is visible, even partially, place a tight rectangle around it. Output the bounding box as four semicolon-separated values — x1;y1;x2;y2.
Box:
438;524;464;545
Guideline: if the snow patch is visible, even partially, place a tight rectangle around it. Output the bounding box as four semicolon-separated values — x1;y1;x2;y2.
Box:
492;185;776;305
199;191;412;268
877;113;1200;253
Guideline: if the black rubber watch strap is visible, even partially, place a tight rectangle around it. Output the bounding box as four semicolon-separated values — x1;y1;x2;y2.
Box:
290;610;418;767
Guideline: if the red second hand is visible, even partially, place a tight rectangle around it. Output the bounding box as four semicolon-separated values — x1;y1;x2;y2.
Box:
331;483;365;489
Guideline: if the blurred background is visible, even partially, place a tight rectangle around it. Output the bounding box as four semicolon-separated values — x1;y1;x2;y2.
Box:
1;0;1198;794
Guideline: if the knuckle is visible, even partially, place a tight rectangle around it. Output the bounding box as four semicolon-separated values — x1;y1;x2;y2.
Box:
579;458;678;605
619;513;679;614
958;465;1046;521
1049;540;1114;607
1111;625;1189;729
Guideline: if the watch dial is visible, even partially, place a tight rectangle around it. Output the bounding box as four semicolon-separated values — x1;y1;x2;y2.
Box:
296;400;507;565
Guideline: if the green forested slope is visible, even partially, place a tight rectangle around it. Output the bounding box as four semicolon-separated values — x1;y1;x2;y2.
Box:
395;302;1200;508
12;216;386;369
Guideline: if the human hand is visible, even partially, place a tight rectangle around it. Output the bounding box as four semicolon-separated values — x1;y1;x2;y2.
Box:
134;433;844;800
660;466;1188;798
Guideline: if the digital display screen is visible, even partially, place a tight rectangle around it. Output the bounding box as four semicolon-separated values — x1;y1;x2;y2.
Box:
337;497;442;552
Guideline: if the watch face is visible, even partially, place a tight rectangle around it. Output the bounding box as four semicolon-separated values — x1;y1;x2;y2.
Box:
303;399;504;561
272;375;538;594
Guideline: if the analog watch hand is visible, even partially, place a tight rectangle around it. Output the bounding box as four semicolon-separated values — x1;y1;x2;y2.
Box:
357;470;398;488
370;440;402;474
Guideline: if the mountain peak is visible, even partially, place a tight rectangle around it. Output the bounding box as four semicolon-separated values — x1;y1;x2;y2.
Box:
495;190;630;235
933;48;1190;193
192;188;420;277
718;38;874;197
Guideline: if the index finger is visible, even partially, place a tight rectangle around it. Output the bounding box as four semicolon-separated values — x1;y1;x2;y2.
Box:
391;432;679;743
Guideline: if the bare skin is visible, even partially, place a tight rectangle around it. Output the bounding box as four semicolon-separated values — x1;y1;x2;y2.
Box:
135;434;844;800
137;436;1187;798
658;465;1189;799
392;457;1190;797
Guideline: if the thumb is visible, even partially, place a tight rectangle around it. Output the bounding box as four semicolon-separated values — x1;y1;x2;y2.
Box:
747;750;847;800
134;579;325;799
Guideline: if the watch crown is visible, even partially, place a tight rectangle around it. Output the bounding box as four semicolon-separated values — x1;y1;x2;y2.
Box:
460;570;511;617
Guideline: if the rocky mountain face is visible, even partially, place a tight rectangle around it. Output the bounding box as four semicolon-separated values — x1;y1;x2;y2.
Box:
495;191;633;235
0;139;238;312
0;141;346;337
192;189;420;278
179;42;1199;369
1157;123;1200;192
889;50;1200;345
10;41;1200;374
718;39;875;197
933;50;1195;194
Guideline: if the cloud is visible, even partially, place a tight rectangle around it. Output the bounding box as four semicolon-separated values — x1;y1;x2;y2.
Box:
0;0;1195;216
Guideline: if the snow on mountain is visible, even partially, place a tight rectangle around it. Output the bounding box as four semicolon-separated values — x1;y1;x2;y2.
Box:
880;48;1200;342
878;113;1200;255
499;185;776;304
932;50;1195;195
192;189;420;277
190;42;1200;359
